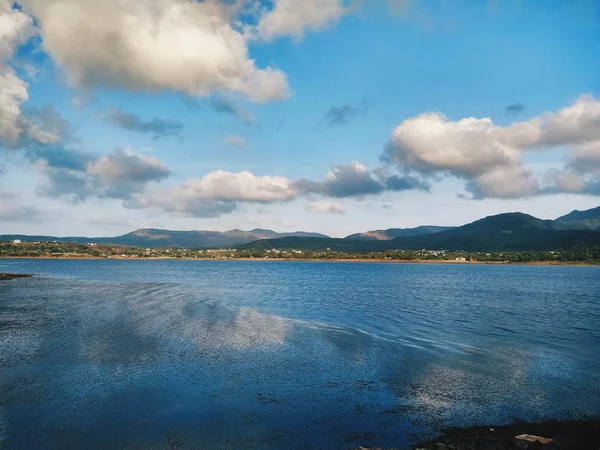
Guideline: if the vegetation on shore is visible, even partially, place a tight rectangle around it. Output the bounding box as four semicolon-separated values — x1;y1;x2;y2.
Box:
1;241;599;264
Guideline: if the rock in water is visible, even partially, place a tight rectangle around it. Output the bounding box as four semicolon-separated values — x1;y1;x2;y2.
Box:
515;434;554;449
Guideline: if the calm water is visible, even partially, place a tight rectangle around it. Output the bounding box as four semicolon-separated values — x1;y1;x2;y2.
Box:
1;259;599;449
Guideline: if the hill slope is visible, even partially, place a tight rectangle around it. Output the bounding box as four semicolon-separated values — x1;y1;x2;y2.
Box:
241;213;600;252
0;229;330;249
345;226;454;241
553;206;600;230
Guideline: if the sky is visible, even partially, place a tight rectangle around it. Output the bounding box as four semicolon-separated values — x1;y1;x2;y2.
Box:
0;0;599;237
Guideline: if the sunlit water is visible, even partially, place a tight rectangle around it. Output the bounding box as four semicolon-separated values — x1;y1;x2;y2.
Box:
1;259;599;449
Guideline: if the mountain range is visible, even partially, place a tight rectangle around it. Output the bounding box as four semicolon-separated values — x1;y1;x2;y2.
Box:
345;226;454;241
241;208;600;252
2;206;599;251
1;229;328;249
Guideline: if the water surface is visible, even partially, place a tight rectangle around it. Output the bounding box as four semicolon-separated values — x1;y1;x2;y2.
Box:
1;259;599;449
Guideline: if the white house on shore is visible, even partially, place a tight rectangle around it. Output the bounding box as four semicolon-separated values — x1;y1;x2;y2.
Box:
12;239;22;244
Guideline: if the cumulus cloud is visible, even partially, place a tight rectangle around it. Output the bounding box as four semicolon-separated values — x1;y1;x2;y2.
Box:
24;105;72;145
0;69;30;145
0;1;37;60
33;147;170;203
254;0;349;41
252;0;422;41
162;171;296;203
0;2;37;146
0;190;40;221
21;0;288;102
543;170;588;194
540;141;600;196
0;4;71;151
536;95;600;147
321;161;386;197
567;141;600;174
210;94;256;125
126;193;237;219
308;200;345;214
467;167;540;199
383;112;522;177
87;148;171;199
128;161;425;217
126;169;297;217
300;162;428;199
225;136;247;148
106;108;183;140
128;170;295;217
382;95;600;199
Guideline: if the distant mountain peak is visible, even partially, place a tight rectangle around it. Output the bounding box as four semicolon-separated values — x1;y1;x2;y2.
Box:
556;206;600;221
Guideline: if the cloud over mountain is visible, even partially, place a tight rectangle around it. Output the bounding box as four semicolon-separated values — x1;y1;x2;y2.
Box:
308;200;345;215
128;161;428;217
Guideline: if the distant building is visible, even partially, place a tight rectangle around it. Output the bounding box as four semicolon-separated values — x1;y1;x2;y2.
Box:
455;257;467;262
12;239;22;244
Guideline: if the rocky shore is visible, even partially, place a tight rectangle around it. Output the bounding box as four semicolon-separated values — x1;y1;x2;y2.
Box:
355;420;600;450
0;273;32;280
410;419;600;450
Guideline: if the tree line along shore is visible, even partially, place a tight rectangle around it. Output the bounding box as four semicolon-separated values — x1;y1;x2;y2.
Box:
1;241;599;264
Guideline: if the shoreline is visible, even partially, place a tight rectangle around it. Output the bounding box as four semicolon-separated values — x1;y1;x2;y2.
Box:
0;256;597;266
409;418;600;450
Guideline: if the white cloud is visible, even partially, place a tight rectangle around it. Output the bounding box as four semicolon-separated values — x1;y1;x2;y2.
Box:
128;161;426;218
165;170;297;203
35;147;171;202
567;141;600;174
225;136;247;148
385;113;522;177
0;2;36;146
21;0;288;102
538;95;600;146
543;170;587;194
383;95;600;199
128;170;298;217
254;0;349;41
251;0;420;41
0;69;29;145
87;148;170;186
469;167;540;199
308;200;345;214
0;1;36;61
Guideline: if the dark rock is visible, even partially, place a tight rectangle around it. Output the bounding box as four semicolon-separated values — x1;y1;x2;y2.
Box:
0;273;32;280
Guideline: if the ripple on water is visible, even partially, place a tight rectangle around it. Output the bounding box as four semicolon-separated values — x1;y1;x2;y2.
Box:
0;261;599;449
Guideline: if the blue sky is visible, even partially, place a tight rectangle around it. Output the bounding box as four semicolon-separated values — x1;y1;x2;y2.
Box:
0;0;599;237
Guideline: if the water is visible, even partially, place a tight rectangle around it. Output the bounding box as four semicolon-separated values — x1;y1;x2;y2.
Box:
1;259;599;449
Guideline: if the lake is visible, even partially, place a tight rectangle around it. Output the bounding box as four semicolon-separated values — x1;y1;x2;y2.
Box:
1;259;599;449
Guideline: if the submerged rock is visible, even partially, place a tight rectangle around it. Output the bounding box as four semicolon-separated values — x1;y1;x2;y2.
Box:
0;273;32;280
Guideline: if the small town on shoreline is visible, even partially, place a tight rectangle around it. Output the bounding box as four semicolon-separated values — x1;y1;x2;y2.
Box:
2;240;598;264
